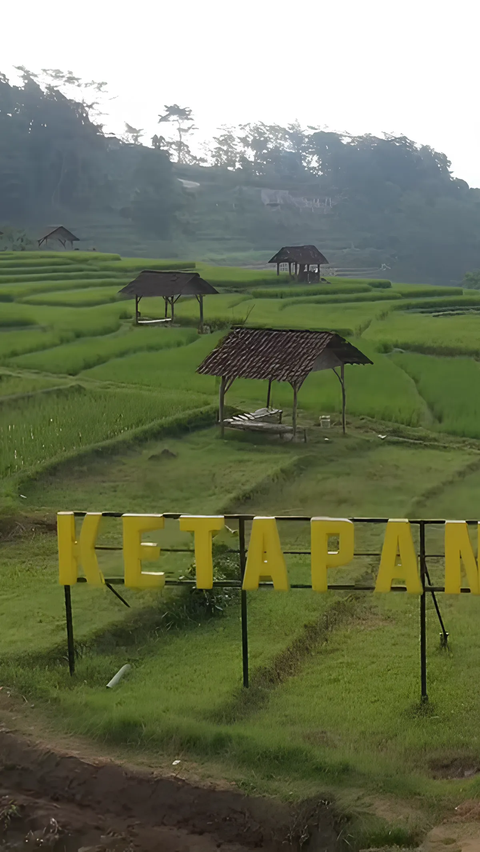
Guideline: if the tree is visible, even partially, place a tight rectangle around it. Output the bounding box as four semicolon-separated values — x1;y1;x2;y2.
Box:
123;123;144;145
158;104;197;163
128;147;183;237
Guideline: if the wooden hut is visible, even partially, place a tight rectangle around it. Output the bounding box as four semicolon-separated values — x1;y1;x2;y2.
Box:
268;245;329;283
38;227;80;249
197;327;372;436
118;270;218;331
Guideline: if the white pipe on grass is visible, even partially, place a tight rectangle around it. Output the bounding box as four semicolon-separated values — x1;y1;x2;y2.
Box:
106;664;131;689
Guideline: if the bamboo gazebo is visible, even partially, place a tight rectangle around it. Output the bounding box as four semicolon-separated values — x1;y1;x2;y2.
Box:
268;245;329;283
197;327;372;437
118;271;218;331
38;227;80;249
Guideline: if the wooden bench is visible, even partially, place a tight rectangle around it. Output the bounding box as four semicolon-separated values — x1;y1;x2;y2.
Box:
137;318;172;326
222;409;306;442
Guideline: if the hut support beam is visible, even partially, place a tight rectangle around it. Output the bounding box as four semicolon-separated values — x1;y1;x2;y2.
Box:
135;295;141;325
333;366;347;435
196;294;204;332
292;383;298;436
219;376;226;437
276;263;280;276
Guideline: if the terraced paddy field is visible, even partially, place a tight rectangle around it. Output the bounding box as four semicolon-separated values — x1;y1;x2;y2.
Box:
2;250;480;850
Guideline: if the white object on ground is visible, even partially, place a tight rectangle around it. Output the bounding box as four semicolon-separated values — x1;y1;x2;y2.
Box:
106;664;131;689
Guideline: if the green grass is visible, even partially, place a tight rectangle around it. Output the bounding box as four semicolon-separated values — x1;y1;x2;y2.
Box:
391;351;480;439
21;285;124;307
1;433;479;816
250;283;373;298
0;251;121;262
0;371;63;397
364;311;480;356
281;291;402;306
391;284;464;297
82;334;223;394
12;327;199;374
197;264;289;289
0;385;210;477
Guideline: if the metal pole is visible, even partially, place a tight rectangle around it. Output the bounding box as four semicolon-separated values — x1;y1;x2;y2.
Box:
64;585;75;676
239;517;249;688
419;522;428;702
266;378;272;408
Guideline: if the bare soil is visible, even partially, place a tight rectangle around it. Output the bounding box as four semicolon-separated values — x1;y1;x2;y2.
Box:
0;726;341;852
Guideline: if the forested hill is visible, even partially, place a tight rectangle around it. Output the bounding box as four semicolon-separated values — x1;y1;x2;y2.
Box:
1;68;480;283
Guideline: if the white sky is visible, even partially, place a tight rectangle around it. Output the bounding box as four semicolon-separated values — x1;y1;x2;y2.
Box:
4;0;480;184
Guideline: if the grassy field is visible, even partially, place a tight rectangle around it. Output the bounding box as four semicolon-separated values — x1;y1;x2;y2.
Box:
2;250;480;847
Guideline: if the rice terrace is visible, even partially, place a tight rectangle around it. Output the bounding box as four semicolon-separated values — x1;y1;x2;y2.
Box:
4;247;480;852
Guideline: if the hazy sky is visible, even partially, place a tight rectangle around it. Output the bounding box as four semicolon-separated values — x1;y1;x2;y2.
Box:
4;0;480;184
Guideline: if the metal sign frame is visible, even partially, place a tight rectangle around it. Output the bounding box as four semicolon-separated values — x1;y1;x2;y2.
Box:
62;513;469;703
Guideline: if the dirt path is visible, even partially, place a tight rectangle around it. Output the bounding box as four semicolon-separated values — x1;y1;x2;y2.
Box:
0;725;340;851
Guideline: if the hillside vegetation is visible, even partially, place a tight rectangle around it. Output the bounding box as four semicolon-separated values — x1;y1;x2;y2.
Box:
3;69;480;283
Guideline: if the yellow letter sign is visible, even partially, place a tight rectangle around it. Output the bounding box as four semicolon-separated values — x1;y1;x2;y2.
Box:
122;514;165;589
242;517;289;591
311;518;354;591
444;520;480;594
58;512;104;586
179;515;224;589
375;520;422;594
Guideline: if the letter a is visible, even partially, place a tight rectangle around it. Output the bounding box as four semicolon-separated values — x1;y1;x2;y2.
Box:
242;517;289;591
375;520;422;594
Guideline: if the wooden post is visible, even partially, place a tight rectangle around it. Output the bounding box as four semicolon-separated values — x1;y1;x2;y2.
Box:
292;384;298;437
276;263;280;276
171;297;175;322
266;378;272;408
164;297;168;318
219;376;226;437
199;294;204;333
288;262;292;277
135;296;139;325
341;364;346;435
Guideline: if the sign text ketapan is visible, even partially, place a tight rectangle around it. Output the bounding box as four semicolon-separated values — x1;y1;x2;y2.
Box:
57;514;479;595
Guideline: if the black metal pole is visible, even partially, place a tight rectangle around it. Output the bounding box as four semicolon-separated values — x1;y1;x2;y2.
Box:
419;523;428;702
239;517;249;688
425;567;449;646
64;585;75;676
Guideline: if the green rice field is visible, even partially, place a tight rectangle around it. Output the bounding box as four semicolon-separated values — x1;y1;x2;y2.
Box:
2;249;480;848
